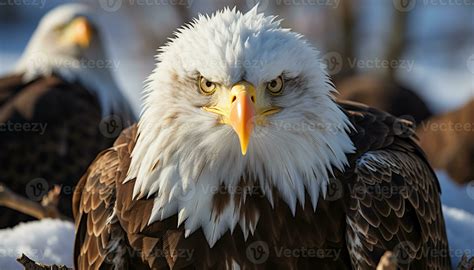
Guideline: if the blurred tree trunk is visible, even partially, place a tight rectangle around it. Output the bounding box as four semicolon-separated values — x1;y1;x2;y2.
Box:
385;0;410;80
339;0;355;77
327;0;356;82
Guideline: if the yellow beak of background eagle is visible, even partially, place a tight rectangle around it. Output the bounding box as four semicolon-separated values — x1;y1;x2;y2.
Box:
61;17;93;48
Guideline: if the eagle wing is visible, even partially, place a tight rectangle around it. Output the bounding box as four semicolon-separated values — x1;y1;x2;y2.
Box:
340;101;451;269
73;125;246;270
74;125;173;270
74;101;451;270
73;125;136;270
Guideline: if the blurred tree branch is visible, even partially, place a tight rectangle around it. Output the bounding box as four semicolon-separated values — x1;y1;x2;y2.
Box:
457;254;474;270
17;254;71;270
0;184;70;221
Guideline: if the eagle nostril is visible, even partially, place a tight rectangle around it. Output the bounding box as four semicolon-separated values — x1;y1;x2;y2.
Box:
251;96;255;103
231;96;237;103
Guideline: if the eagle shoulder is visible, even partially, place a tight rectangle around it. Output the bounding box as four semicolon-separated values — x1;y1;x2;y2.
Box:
336;101;451;269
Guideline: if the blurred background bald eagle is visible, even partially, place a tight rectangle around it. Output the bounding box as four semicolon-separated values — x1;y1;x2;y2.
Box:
0;4;135;228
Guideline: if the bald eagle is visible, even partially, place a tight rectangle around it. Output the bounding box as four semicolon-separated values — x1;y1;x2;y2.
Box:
73;7;450;269
0;4;134;228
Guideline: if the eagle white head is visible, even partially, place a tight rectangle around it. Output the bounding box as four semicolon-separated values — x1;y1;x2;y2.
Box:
15;4;132;117
128;7;355;246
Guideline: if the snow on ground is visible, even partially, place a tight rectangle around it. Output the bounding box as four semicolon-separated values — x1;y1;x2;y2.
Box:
438;172;474;267
438;170;474;215
0;219;74;270
443;205;474;267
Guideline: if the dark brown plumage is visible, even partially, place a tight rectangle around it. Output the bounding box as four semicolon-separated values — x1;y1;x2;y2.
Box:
0;73;132;228
73;101;450;270
416;99;474;185
336;74;433;124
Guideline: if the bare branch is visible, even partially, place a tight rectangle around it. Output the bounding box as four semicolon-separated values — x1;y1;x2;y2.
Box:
0;184;70;221
16;254;71;270
457;254;474;270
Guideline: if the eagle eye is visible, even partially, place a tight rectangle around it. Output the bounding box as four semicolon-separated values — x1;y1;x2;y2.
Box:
267;76;284;95
199;76;217;95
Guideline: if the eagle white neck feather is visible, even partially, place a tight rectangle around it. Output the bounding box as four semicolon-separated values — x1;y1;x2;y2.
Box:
127;7;354;247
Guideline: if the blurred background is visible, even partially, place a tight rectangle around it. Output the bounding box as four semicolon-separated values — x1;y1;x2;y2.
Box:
0;1;473;268
0;0;472;114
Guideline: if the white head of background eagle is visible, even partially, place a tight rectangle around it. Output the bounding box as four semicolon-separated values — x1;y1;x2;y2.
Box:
14;3;131;117
127;6;355;247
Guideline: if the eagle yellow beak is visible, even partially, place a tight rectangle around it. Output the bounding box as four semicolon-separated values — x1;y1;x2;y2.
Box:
229;81;256;156
62;17;93;48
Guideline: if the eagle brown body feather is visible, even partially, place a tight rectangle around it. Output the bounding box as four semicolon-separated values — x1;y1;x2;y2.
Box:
73;101;451;269
0;73;130;228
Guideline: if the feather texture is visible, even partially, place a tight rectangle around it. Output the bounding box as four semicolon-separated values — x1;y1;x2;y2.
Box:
74;101;451;269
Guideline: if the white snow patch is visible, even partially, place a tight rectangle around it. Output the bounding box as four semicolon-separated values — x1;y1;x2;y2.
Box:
0;219;74;270
438;170;474;215
443;205;474;267
437;170;474;267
